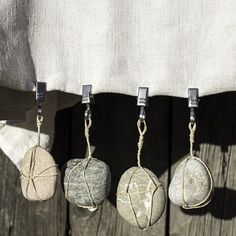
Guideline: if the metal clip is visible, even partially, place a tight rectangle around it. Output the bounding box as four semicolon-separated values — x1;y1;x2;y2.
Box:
82;85;94;120
188;88;199;123
36;82;46;115
137;87;149;121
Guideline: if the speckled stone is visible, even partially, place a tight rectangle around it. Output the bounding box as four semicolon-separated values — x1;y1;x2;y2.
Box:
168;156;214;209
63;158;111;210
116;167;166;229
20;146;58;201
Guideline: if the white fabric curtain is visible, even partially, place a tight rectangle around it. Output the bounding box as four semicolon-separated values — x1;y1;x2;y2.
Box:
1;0;236;98
1;0;236;168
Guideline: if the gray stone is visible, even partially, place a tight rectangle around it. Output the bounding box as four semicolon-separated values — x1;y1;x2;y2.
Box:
116;167;166;229
63;158;111;211
20;145;58;201
168;156;214;209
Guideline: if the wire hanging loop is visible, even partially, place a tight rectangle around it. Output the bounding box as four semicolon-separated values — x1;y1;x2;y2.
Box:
137;118;147;167
36;115;44;146
84;115;92;159
188;122;196;157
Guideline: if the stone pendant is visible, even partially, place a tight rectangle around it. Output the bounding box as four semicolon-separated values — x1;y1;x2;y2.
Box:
168;156;214;209
116;167;166;229
20;145;58;201
63;158;111;211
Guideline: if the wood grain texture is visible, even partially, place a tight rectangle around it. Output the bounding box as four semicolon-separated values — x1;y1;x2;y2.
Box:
0;150;67;236
169;93;236;236
1;93;236;235
69;94;172;236
0;106;71;236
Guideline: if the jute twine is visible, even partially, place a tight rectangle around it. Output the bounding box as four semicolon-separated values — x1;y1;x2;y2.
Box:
117;119;162;230
65;118;98;210
180;122;214;209
20;114;58;201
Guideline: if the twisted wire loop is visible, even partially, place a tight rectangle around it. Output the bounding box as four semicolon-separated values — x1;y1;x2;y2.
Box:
65;117;97;210
137;119;147;167
20;146;58;201
188;122;196;157
36;115;44;146
117;167;162;230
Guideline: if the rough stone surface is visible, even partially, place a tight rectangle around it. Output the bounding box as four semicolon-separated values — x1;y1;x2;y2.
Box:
20;145;58;201
168;156;214;208
116;166;166;229
63;158;111;210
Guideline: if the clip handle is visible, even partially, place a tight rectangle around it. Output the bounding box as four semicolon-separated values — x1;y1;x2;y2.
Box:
188;88;199;123
82;85;94;104
36;82;46;115
137;87;149;121
82;85;94;120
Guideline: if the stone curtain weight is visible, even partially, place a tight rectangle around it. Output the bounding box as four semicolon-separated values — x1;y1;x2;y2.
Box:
21;145;58;201
168;155;214;209
20;82;58;201
63;85;111;211
117;165;166;229
64;157;111;211
168;89;214;209
116;88;166;229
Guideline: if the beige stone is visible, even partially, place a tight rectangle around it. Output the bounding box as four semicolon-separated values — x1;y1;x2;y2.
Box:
20;145;58;201
168;156;214;209
116;167;165;229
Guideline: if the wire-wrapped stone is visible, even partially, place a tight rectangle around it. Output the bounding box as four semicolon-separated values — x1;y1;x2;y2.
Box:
116;167;165;229
63;158;111;211
168;156;214;209
20;145;58;201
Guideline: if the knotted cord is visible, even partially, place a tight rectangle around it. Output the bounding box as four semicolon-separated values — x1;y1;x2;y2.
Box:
137;119;147;167
188;122;196;157
65;117;97;210
36;115;44;146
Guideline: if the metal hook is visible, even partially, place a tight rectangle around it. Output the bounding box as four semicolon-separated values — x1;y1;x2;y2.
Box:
82;85;94;120
188;88;199;123
137;87;149;121
36;82;46;115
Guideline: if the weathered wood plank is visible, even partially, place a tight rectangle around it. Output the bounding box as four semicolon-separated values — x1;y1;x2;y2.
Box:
2;93;236;236
0;150;67;236
69;94;172;236
0;107;71;236
170;93;236;236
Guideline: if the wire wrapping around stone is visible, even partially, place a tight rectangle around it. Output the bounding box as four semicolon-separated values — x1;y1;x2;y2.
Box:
63;158;111;210
168;121;214;209
116;118;165;229
168;155;214;209
116;167;165;229
20;145;58;201
65;158;98;210
63;117;111;210
181;156;214;209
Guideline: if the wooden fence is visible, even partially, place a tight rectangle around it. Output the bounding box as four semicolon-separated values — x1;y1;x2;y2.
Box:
0;93;236;236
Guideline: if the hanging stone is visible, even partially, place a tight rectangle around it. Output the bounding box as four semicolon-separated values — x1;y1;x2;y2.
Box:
20;145;58;201
116;166;166;229
168;156;214;209
63;158;111;211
